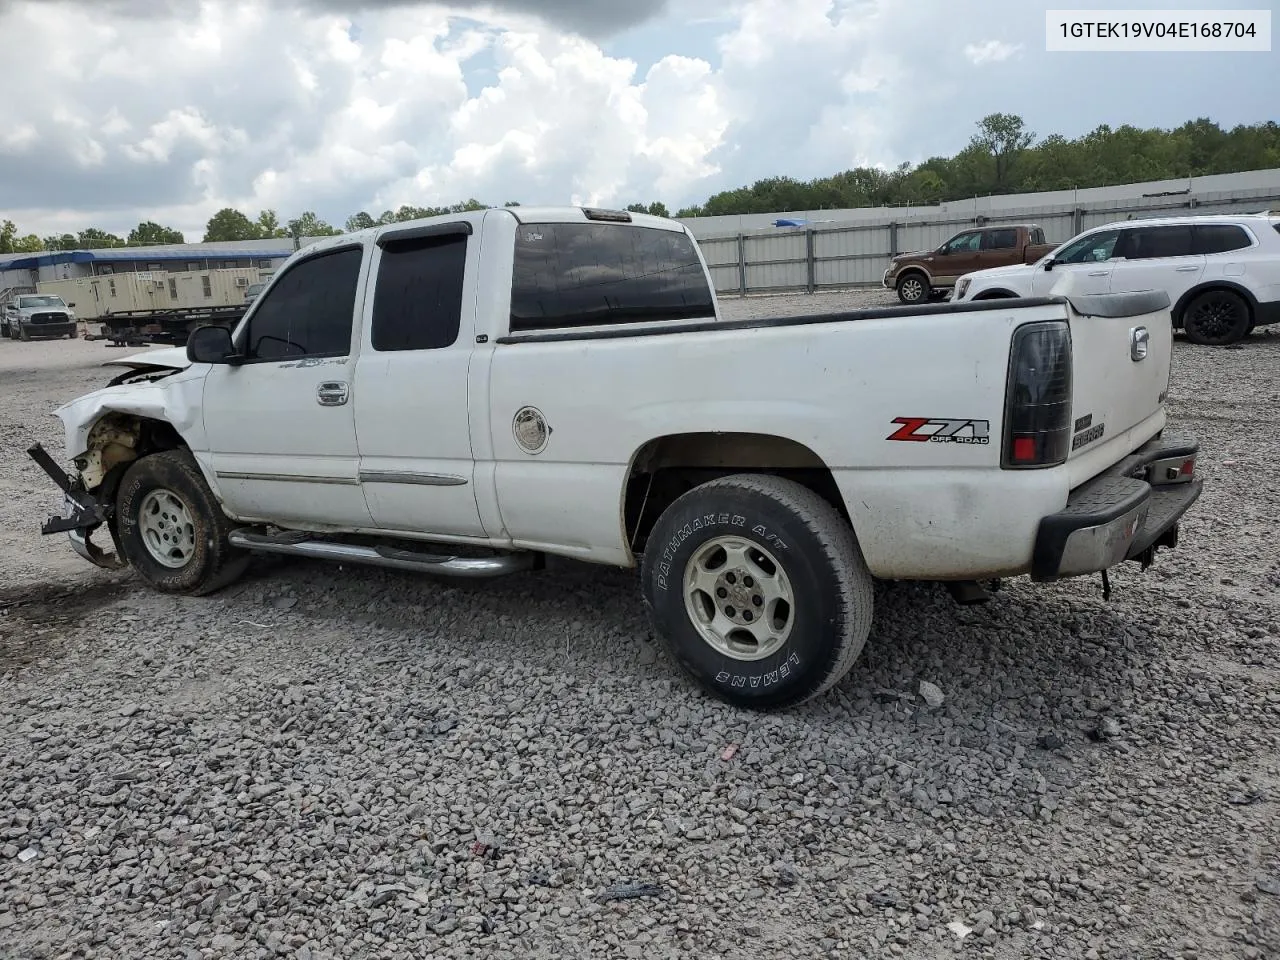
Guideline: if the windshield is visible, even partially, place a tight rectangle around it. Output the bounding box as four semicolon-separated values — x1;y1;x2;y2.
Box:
17;296;67;308
247;283;265;295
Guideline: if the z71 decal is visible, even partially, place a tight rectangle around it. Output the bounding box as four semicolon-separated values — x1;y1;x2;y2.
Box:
887;417;991;445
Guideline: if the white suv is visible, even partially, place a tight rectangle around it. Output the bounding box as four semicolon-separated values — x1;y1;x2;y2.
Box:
953;213;1280;345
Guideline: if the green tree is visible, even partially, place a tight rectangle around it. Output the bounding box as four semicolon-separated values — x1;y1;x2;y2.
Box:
0;219;15;253
203;208;260;242
345;211;377;232
12;233;43;252
77;228;125;249
969;113;1036;191
286;211;341;238
43;233;79;251
504;201;521;207
128;221;186;245
255;210;289;239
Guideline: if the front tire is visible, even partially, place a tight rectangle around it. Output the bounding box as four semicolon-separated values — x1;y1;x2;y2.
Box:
115;450;248;595
640;474;875;710
896;272;930;305
1182;290;1251;346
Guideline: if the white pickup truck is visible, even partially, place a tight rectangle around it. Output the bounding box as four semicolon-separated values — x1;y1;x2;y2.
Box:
28;206;1203;709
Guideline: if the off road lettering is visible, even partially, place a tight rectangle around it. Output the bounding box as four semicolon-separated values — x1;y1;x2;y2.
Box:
887;417;991;445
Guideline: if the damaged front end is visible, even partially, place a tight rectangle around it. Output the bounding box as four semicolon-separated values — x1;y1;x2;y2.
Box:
27;441;127;569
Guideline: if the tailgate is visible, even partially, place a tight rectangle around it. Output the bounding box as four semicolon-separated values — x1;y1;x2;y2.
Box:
1062;290;1172;466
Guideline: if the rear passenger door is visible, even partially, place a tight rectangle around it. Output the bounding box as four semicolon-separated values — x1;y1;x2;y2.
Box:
1108;224;1203;301
978;227;1019;267
352;221;488;539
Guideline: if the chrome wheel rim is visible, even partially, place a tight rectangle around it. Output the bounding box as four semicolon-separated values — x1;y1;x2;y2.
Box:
900;278;923;301
683;536;795;661
138;488;196;569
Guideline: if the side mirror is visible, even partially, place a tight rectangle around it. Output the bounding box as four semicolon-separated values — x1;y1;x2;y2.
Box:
1044;259;1057;272
67;302;76;308
187;325;239;365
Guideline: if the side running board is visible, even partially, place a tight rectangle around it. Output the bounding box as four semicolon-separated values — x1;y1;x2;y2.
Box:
227;529;538;579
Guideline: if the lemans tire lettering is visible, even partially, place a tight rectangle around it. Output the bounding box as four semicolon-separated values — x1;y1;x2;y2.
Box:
714;651;801;689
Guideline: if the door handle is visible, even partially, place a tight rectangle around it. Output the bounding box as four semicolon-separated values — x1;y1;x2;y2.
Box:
317;381;349;406
1174;265;1199;272
1087;270;1109;277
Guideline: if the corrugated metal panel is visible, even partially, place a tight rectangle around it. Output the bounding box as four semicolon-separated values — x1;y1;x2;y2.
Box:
814;256;885;287
707;265;741;293
743;232;807;265
745;261;806;291
815;225;889;259
699;237;739;268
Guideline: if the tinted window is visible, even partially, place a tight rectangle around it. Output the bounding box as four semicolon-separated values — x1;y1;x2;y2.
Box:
246;247;362;360
1031;228;1046;245
943;232;982;254
510;223;714;331
984;229;1018;250
1056;229;1121;264
372;234;467;351
1193;224;1252;254
1118;225;1194;260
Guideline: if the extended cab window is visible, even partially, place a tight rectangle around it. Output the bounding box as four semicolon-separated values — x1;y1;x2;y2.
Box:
1117;225;1194;260
942;232;981;254
372;234;466;351
983;229;1018;250
1055;229;1121;263
1192;224;1252;254
510;223;715;331
245;247;362;360
1031;228;1046;245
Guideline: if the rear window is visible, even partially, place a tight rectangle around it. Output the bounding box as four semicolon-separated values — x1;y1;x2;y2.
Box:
1118;225;1194;260
372;234;467;351
985;229;1018;250
510;223;715;332
1031;228;1046;245
1192;224;1252;254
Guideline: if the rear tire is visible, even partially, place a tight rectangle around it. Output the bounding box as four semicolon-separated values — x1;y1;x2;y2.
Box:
640;474;875;710
896;272;930;305
115;449;249;595
1182;290;1251;346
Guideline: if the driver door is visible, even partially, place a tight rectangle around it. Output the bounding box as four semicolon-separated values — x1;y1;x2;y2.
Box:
1030;228;1122;297
199;245;375;529
932;230;984;285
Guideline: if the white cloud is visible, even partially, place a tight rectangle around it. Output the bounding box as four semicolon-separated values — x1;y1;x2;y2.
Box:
0;0;1261;240
963;39;1022;65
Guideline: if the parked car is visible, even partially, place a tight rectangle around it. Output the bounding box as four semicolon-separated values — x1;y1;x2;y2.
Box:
28;206;1202;710
2;294;78;340
244;281;267;305
883;224;1056;304
953;213;1280;346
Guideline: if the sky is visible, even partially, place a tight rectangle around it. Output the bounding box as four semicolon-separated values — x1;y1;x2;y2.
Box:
0;0;1275;241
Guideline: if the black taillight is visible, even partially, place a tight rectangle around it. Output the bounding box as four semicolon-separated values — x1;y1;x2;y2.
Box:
1002;320;1072;469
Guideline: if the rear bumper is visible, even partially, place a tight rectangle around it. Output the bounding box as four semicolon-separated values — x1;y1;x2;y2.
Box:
1031;430;1202;582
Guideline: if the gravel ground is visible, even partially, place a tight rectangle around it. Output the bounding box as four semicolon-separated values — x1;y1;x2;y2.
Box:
1;293;1278;960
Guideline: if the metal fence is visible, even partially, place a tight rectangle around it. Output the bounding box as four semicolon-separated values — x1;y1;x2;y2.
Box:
695;188;1280;297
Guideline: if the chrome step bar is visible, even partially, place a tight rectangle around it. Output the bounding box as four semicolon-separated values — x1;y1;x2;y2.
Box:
228;529;537;579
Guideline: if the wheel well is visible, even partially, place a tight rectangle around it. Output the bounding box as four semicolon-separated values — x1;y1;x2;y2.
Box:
972;289;1017;300
623;432;849;554
1171;282;1257;329
896;268;929;285
79;413;186;490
